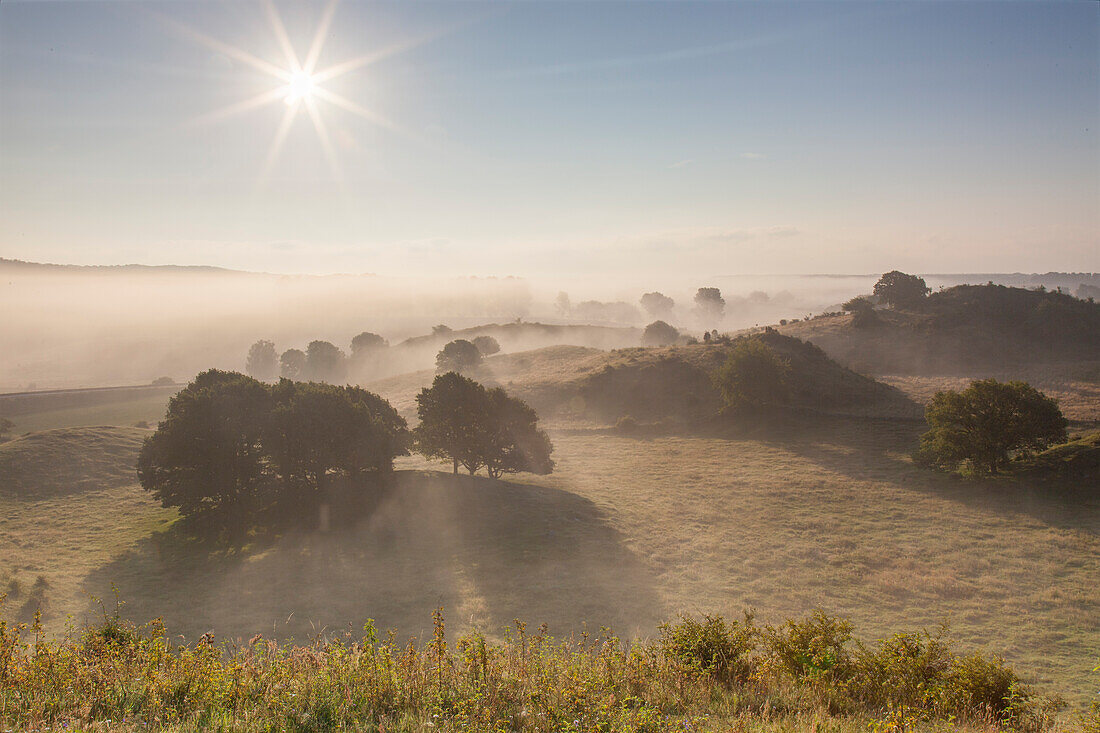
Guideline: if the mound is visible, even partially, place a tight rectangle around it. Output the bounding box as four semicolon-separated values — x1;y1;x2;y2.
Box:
568;330;920;423
0;426;146;497
778;284;1100;374
1019;431;1100;482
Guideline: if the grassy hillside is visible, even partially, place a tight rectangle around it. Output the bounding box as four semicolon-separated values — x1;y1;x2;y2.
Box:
0;425;147;496
0;384;178;433
369;333;920;424
2;418;1096;705
776;284;1100;378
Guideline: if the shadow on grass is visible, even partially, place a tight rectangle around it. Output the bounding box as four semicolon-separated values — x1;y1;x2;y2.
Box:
82;470;665;643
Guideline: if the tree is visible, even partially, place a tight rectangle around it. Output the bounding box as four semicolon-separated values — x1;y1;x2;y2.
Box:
280;349;306;380
915;379;1067;474
642;320;679;347
265;381;409;503
554;292;572;317
246;340;279;381
640;292;675;319
0;417;14;441
436;339;482;373
481;387;554;478
842;297;877;328
472;335;501;356
414;372;553;478
305;340;347;383
694;287;726;324
711;337;791;409
432;324;453;337
414;372;492;475
137;370;273;531
873;271;930;309
350;331;388;355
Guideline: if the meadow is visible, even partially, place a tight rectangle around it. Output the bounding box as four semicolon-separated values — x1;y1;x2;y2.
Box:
1;396;1097;712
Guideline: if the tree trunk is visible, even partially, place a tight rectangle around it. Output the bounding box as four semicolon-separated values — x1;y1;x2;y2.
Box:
453;457;458;475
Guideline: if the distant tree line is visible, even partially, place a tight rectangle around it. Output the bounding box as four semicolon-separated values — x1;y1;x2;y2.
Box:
138;369;552;534
246;331;392;384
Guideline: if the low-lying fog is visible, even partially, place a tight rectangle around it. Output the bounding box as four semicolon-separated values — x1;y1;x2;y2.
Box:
2;259;1095;392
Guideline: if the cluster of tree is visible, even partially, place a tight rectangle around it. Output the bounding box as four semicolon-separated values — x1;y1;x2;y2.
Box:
246;331;392;384
711;337;791;409
915;379;1067;475
138;368;554;531
137;370;409;532
415;372;554;478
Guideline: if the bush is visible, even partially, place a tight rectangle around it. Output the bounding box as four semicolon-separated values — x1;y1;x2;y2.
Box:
614;415;638;434
472;335;501;356
711;337;792;409
436;339;482;373
763;611;853;682
642;320;679;347
659;613;757;684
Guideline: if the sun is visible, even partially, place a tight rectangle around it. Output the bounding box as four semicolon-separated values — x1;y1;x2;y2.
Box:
284;71;316;106
162;0;420;183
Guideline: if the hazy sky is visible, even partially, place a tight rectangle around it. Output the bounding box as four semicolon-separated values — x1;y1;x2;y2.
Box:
1;0;1097;277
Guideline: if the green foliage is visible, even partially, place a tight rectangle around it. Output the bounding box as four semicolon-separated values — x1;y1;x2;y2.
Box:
641;320;679;347
137;370;407;530
659;612;757;684
414;372;553;478
436;339;482;373
915;379;1067;474
137;370;273;527
711;337;792;409
0;610;1057;732
763;610;854;682
873;271;931;309
245;339;278;381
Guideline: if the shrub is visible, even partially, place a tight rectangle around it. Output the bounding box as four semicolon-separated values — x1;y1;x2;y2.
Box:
763;611;853;682
642;320;679;347
659;613;757;684
472;335;501;356
614;415;638;435
711;337;792;409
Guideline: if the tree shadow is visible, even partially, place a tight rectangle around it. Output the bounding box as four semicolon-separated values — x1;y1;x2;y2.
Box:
82;471;665;643
746;415;1100;535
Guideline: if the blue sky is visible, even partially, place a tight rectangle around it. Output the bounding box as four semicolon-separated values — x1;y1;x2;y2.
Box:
1;0;1097;276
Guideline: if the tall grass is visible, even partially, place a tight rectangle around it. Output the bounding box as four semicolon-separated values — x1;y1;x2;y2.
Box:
0;605;1069;732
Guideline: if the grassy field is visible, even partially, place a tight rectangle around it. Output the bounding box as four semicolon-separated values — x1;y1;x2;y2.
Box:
1;358;1098;709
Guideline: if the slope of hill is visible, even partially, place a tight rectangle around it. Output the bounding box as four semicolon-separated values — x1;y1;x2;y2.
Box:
0;426;146;496
777;284;1100;375
369;332;920;424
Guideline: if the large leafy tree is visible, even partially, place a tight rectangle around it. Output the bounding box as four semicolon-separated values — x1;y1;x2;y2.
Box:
436;339;482;373
266;380;409;502
693;287;725;325
640;291;675;319
305;340;348;383
916;379;1067;474
245;340;279;381
414;372;553;478
873;271;930;309
350;331;388;356
642;320;679;347
137;370;272;530
711;337;791;409
280;348;307;380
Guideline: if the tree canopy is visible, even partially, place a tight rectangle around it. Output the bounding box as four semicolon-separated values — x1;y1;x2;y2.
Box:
246;340;279;381
472;335;501;356
436;339;482;373
694;287;725;324
842;297;877;328
642;320;679;347
414;372;553;478
305;340;348;383
640;292;675;318
279;349;306;380
873;271;930;309
915;379;1067;474
137;370;408;533
350;331;388;355
711;337;791;409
